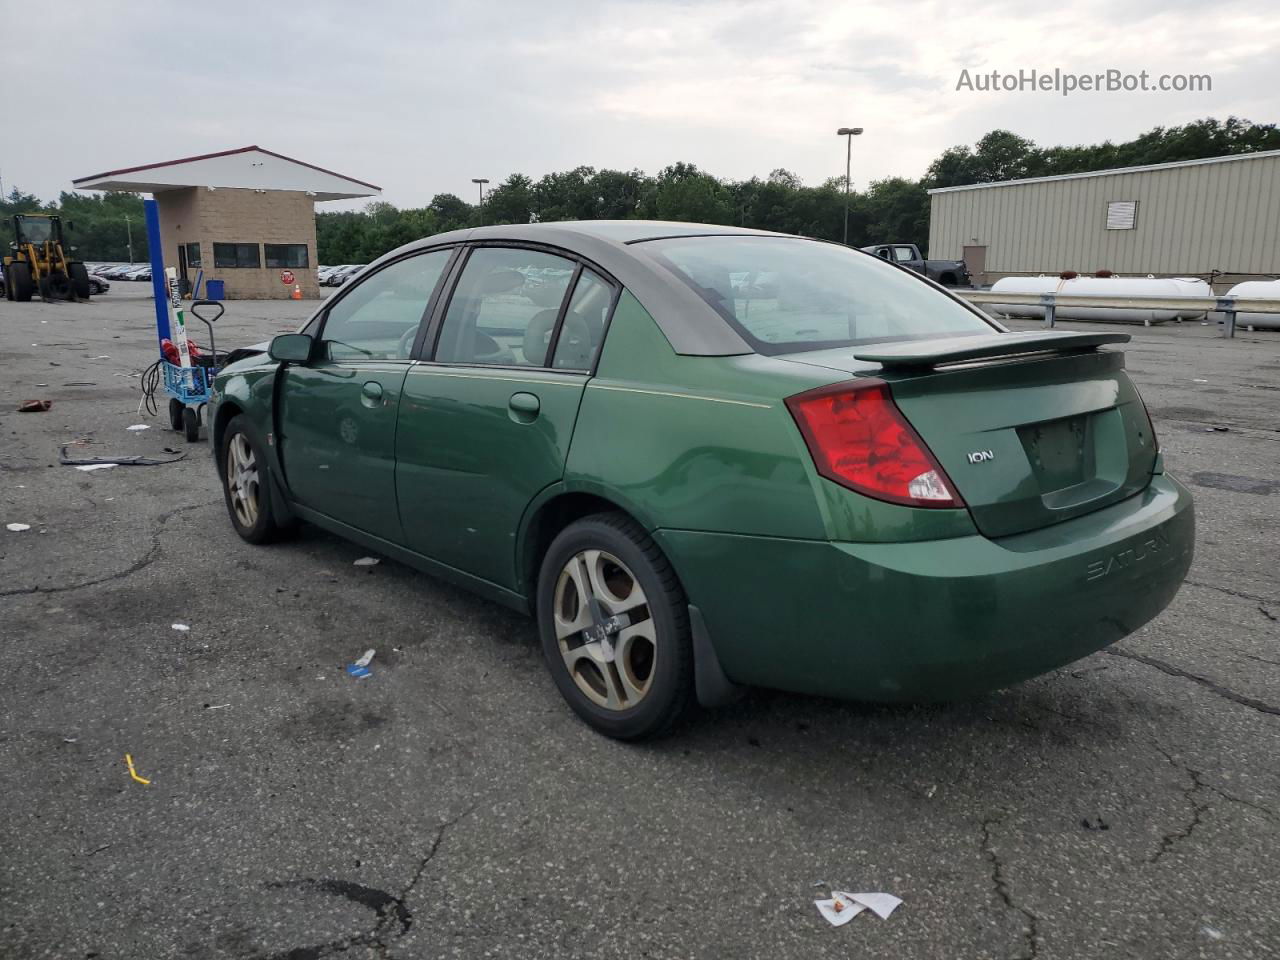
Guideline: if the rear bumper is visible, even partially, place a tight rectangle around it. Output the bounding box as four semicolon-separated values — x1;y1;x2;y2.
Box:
656;472;1194;701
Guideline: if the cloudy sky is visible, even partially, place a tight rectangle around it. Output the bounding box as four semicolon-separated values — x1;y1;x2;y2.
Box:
8;0;1278;209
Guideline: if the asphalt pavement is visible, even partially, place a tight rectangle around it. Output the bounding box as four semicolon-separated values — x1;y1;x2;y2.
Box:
1;287;1278;959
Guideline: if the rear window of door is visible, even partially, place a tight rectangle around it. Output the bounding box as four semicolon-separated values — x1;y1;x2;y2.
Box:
321;249;452;360
433;248;576;367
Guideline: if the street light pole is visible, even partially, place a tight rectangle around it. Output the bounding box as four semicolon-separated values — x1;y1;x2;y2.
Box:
472;178;490;225
123;215;134;264
836;127;863;245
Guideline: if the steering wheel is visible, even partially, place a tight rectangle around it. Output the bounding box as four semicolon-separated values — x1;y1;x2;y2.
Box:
397;325;419;359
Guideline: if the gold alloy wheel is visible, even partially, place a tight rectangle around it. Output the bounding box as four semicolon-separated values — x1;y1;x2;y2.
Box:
225;433;260;528
553;549;656;710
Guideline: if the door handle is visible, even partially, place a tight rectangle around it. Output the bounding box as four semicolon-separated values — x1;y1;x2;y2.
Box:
361;381;384;408
508;392;540;421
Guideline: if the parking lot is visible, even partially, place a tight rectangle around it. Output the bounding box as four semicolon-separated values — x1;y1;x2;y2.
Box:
1;289;1278;959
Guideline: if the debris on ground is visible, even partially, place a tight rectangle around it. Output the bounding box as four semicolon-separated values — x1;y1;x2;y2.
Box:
353;556;380;567
814;889;902;926
6;523;32;532
124;753;151;785
74;464;117;472
347;649;376;678
171;623;191;632
1081;816;1110;830
59;446;185;468
125;424;150;432
18;400;52;412
1205;426;1230;432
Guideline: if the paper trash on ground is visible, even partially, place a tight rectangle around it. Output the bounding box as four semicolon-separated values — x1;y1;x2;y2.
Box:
353;556;380;567
171;623;191;632
6;523;32;532
815;896;866;926
75;464;118;472
347;649;376;678
126;424;150;431
815;890;902;926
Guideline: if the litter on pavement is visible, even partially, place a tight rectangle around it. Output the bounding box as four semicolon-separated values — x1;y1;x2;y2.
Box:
74;464;117;473
171;623;191;632
18;400;52;412
125;424;150;432
347;649;376;678
6;523;32;532
814;890;902;926
124;754;151;785
353;556;380;567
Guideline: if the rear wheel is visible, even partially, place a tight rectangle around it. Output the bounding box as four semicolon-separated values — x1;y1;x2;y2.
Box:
168;398;185;431
183;406;200;442
536;513;694;740
219;415;291;544
68;262;91;299
8;262;33;301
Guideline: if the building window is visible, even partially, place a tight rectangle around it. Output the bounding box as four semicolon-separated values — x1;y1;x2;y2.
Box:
213;243;261;268
185;242;202;268
264;243;310;268
1105;201;1138;230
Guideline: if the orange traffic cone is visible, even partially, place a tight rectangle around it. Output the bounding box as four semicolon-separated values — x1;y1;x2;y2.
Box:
291;283;302;300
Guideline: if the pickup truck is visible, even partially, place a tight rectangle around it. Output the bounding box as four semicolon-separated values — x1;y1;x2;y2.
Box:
861;243;970;287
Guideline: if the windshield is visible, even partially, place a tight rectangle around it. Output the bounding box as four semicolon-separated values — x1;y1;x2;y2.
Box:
16;218;55;244
641;235;995;355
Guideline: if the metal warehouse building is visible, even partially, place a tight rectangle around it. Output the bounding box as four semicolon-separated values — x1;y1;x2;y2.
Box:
927;150;1280;291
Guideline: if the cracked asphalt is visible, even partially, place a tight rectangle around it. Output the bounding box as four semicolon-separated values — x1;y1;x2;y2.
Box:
2;288;1278;959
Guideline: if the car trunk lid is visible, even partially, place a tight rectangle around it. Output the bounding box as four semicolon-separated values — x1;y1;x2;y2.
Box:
783;332;1157;538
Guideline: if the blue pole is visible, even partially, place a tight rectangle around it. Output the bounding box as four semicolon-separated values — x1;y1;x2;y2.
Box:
144;198;170;346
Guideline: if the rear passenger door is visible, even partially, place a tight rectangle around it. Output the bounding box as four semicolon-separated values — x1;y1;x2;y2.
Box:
396;245;618;589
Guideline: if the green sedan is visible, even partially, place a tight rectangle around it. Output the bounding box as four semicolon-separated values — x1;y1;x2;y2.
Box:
209;221;1194;739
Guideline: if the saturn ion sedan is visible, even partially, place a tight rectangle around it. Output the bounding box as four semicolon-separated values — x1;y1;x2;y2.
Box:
208;221;1194;739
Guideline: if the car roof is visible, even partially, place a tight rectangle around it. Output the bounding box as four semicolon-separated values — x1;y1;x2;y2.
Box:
368;220;816;356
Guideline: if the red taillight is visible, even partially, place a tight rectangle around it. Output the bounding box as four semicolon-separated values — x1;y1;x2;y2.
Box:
785;378;964;509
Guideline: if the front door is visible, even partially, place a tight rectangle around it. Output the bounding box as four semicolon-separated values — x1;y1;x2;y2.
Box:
396;246;618;589
278;248;454;543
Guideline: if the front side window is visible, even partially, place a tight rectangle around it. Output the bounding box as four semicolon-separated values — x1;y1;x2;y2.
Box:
265;243;310;268
434;247;575;366
551;268;614;370
213;243;260;268
321;249;452;361
642;235;996;354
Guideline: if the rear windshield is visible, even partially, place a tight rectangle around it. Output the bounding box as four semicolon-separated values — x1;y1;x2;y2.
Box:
641;235;995;355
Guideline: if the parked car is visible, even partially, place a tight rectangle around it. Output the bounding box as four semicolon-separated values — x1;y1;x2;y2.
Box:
317;266;339;284
861;243;970;287
209;221;1194;740
122;265;151;281
100;265;135;280
330;264;366;287
87;274;110;295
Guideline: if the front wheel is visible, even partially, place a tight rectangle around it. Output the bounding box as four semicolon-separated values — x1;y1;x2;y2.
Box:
68;262;91;300
219;415;291;544
182;406;200;442
536;513;694;740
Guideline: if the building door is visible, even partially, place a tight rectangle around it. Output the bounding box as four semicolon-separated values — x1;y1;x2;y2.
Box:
962;245;987;287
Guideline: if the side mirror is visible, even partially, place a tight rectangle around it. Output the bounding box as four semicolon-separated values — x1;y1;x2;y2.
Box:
269;333;313;364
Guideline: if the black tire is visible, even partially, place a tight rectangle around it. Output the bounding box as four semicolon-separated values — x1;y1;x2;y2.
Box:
168;398;185;431
68;262;91;300
42;272;71;300
183;406;200;442
8;261;33;301
219;415;290;544
536;512;694;740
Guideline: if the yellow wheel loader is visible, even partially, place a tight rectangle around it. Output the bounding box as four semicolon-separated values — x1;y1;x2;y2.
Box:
3;214;91;303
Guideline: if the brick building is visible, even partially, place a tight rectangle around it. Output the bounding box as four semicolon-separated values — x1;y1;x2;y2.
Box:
73;146;379;299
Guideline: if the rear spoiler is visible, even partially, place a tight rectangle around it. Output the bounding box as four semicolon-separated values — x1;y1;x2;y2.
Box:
854;331;1130;369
